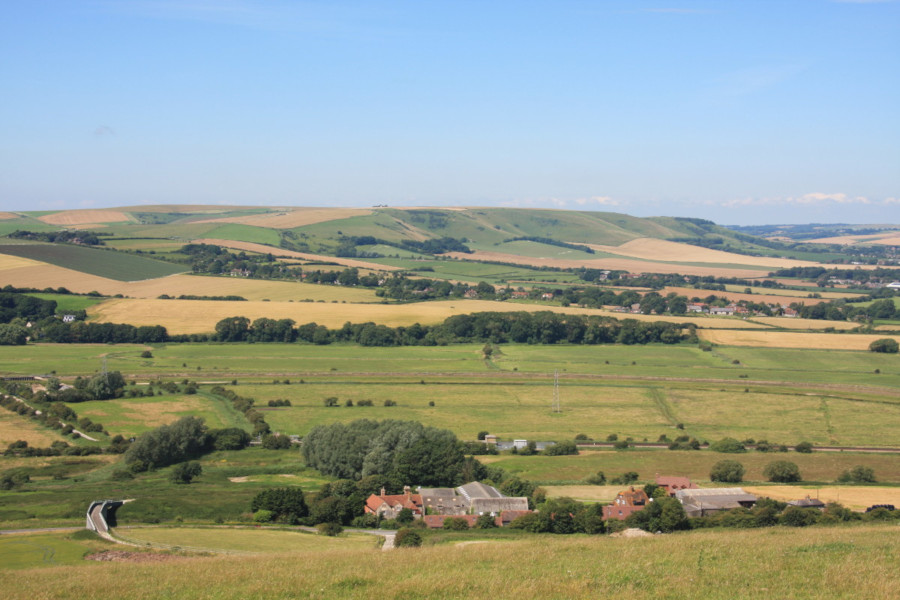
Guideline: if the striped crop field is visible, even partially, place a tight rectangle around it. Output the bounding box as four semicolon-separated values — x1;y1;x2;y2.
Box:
698;329;900;350
0;242;186;281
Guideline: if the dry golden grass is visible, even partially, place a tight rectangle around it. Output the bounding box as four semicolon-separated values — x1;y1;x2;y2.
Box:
698;329;900;349
5;525;900;599
37;210;132;226
663;286;836;306
88;298;780;334
544;485;622;502
0;254;42;269
742;485;900;511
0;262;133;295
193;207;373;229
0;411;66;447
594;309;770;329
123;275;379;302
586;238;821;269
0;212;19;220
193;239;400;271
808;231;900;245
752;317;861;331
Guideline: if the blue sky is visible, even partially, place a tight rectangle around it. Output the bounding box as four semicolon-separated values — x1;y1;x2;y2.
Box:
1;0;897;225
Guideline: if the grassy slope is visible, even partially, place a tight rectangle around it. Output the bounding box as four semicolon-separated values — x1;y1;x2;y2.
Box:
1;525;898;599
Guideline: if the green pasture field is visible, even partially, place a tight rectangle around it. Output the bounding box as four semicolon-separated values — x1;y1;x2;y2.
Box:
24;293;107;313
205;223;281;246
0;530;114;570
484;449;900;485
245;379;900;446
72;392;246;437
0;242;186;281
470;239;621;261
101;238;187;252
0;218;59;236
3;525;899;599
356;244;427;259
116;526;377;554
98;222;219;241
0;448;325;528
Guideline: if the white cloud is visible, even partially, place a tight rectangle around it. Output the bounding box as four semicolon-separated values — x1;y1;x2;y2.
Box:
720;193;896;208
575;196;620;206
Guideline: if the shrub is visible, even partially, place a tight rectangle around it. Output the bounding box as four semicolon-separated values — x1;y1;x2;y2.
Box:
323;397;338;407
584;471;606;485
780;506;820;527
869;338;899;353
764;460;801;483
442;517;470;530
710;437;746;453
542;440;578;456
393;528;422;547
610;471;639;485
396;507;414;524
837;465;876;483
794;441;814;453
317;522;343;536
140;350;153;358
253;510;274;523
383;399;397;407
606;434;618;442
612;440;631;450
474;513;497;529
250;488;308;522
710;460;745;483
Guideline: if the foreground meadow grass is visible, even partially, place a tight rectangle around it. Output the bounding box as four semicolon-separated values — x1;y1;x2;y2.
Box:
1;525;898;599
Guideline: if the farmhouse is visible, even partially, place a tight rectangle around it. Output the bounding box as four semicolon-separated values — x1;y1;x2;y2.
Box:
418;487;469;516
364;486;424;519
788;496;826;510
602;487;649;521
655;475;697;497
458;481;530;514
709;305;736;316
676;488;757;518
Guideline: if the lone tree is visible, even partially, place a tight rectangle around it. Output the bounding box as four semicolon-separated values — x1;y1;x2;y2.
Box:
394;528;422;547
710;459;745;483
763;460;801;483
170;461;202;484
837;465;876;483
869;338;899;353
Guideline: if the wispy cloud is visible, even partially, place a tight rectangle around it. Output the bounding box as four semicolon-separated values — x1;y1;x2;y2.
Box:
721;193;888;208
575;196;620;207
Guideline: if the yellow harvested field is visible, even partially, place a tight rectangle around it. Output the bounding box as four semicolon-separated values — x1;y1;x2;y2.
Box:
193;207;373;229
88;297;767;334
193;239;400;271
0;212;19;220
723;285;861;300
445;251;769;278
0;253;43;269
0;262;120;293
0;411;66;447
742;486;900;511
585;238;821;269
662;286;834;306
875;325;900;332
544;485;622;502
594;308;770;329
752;317;861;330
807;231;900;245
37;209;132;226
698;329;900;350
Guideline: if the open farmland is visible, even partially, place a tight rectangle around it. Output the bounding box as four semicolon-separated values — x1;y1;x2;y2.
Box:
444;250;775;278
85;297;777;334
0;411;67;448
585;238;820;269
698;329;900;350
34;209;132;226
192;239;401;271
742;486;900;511
193;207;374;229
0;243;186;281
485;450;900;485
662;286;842;306
72;394;242;437
750;317;861;331
2;525;899;600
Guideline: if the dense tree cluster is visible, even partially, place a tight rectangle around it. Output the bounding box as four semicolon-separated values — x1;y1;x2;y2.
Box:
38;321;168;344
302;420;467;487
125;416;212;472
212;312;690;347
0;292;57;323
8;229;105;245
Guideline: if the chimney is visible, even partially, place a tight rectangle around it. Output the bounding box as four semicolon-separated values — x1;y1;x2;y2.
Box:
403;485;411;497
380;487;386;496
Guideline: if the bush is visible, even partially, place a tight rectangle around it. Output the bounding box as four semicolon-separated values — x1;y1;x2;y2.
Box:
710;460;745;483
837;465;876;483
542;440;578;456
317;522;343;536
710;437;746;453
394;528;422;547
610;471;638;485
250;488;308;522
442;517;470;530
780;506;820;527
253;510;274;523
140;350;153;358
474;513;497;529
584;471;606;485
612;440;631;450
794;441;813;453
869;338;899;353
764;460;801;483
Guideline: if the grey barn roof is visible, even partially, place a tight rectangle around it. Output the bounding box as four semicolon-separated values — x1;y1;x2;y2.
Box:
456;482;504;501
